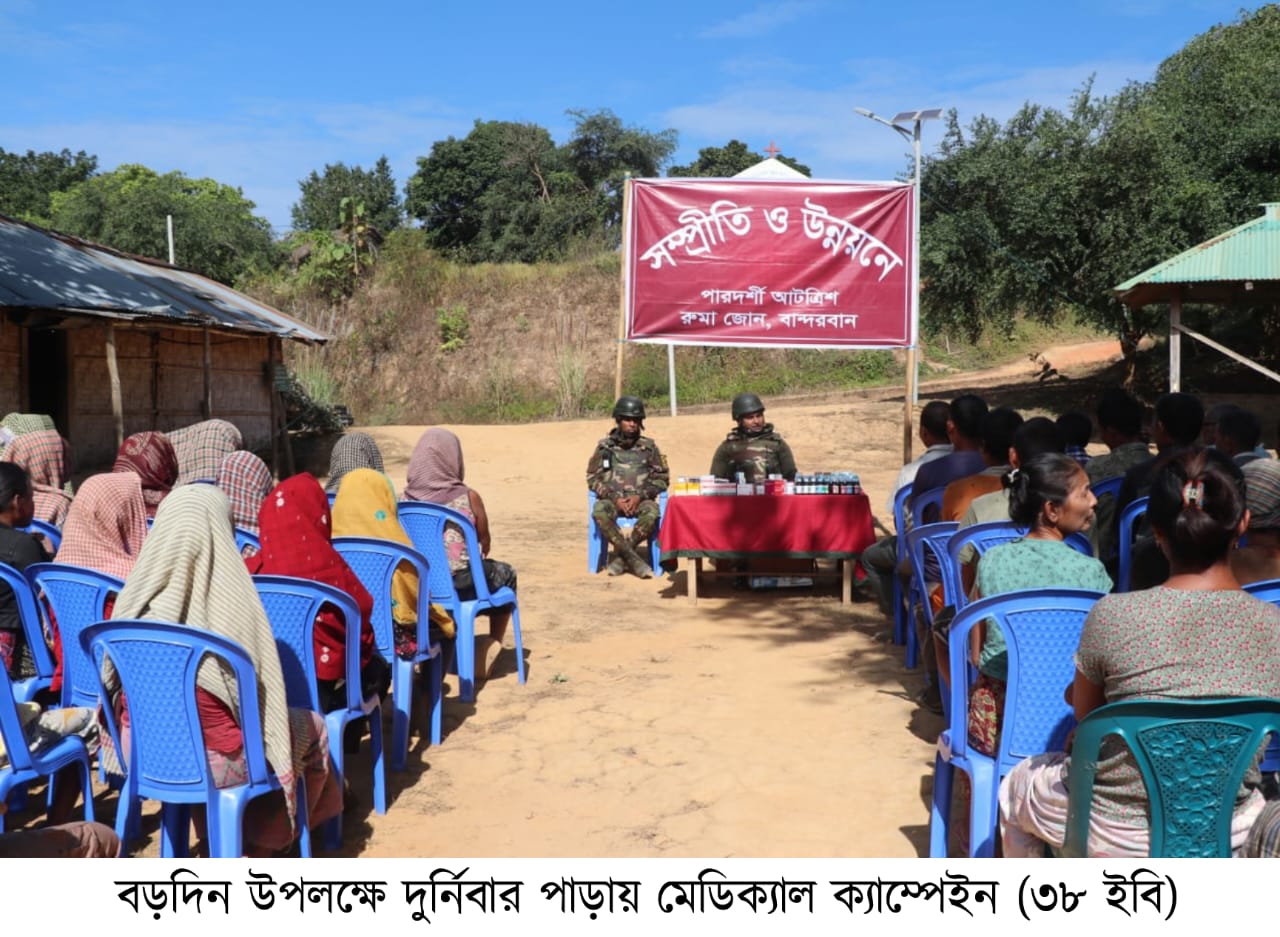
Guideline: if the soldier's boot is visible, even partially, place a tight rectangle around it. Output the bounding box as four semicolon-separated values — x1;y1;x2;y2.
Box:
606;555;627;576
598;518;632;575
619;540;655;579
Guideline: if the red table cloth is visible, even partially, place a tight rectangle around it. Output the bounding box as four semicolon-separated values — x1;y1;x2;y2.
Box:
658;493;875;561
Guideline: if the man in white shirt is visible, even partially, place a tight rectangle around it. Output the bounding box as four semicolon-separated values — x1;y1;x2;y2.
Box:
864;400;953;616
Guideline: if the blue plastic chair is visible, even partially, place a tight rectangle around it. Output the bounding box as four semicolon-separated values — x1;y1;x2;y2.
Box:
234;528;260;555
1061;697;1280;857
25;563;124;710
903;521;958;672
890;483;913;647
929;587;1104;857
327;491;337;507
252;575;386;845
944;522;1095;612
1089;474;1124;503
81;619;312;858
911;484;947;529
1241;579;1280;771
330;536;443;770
18;519;61;552
586;490;666;573
1116;495;1150;593
0;656;95;831
0;561;56;702
397;502;526;703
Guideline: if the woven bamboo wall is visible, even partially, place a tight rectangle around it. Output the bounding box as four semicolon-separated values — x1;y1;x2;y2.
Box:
0;319;20;406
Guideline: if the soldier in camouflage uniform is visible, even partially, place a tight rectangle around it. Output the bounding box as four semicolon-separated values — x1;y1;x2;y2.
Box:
709;392;797;483
587;396;669;578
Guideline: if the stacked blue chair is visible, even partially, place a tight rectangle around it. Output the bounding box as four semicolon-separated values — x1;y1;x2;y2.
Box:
0;655;95;831
0;561;56;702
586;490;666;573
253;574;386;846
1116;495;1150;592
890;483;913;647
18;519;61;553
26;563;124;710
81;619;311;858
1061;697;1280;857
397;502;526;703
929;587;1104;857
331;536;443;770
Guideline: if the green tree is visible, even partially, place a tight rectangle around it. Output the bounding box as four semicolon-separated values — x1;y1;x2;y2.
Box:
291;156;401;234
0;148;97;224
49;164;279;285
563;108;678;236
668;139;811;177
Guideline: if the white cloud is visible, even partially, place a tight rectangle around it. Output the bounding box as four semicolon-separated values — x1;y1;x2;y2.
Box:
700;1;820;39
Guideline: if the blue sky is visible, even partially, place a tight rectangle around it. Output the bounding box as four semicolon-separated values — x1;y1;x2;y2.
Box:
0;0;1260;232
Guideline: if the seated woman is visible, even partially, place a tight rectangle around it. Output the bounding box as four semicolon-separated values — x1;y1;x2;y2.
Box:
246;473;388;713
113;431;179;518
403;428;516;674
1230;458;1280;586
166;418;243;486
103;485;342;855
215;451;273;555
0;463;51;680
331;467;456;660
964;453;1113;756
3;429;73;529
1000;448;1280;857
325;432;385;495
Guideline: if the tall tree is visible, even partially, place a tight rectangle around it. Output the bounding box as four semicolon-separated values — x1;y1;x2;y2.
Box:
291;156;401;234
668;140;811;178
0;148;97;224
563;108;678;238
49;164;279;285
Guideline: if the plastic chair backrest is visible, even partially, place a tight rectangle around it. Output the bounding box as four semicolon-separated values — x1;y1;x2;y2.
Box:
1089;475;1124;503
252;575;361;712
18;519;61;552
911;485;946;529
396;502;475;606
0;560;55;697
330;536;433;660
80;619;274;800
905;521;959;625
1244;578;1280;607
234;528;260;555
892;482;912;544
26;563;124;709
1062;696;1280;857
327;491;337;508
1116;495;1150;592
0;648;40;774
944;523;1096;609
945;588;1103;774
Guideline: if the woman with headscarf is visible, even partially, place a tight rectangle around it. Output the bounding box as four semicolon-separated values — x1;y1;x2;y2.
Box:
113;432;179;518
331;467;456;661
49;473;149;695
403;428;516;658
246;473;387;714
324;432;385;494
2;430;73;528
104;485;342;855
166;418;243;486
215;451;273;555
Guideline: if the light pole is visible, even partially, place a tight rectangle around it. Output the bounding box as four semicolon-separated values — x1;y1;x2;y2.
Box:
855;106;942;464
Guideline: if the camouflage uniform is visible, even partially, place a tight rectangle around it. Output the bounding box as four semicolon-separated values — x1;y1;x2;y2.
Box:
709;424;797;483
587;428;669;558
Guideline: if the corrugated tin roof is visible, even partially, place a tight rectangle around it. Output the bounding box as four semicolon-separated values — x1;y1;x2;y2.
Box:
1114;203;1280;307
0;215;326;343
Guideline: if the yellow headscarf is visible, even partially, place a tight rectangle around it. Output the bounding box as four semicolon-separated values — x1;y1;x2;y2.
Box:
331;469;455;638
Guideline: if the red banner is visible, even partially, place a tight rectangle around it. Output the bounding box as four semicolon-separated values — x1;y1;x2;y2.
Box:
624;179;914;348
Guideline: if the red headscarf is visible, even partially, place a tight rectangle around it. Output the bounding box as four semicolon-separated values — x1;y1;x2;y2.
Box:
246;472;375;681
113;431;179;517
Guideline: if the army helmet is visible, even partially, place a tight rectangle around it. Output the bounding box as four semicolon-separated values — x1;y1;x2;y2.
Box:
732;392;766;420
612;395;647;421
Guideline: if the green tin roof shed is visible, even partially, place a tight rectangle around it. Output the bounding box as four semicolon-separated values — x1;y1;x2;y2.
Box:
1113;203;1280;391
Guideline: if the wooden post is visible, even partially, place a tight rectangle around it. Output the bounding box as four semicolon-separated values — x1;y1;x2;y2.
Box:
614;176;631;399
903;347;917;463
202;327;213;420
667;343;678;417
104;323;124;447
270;337;295;476
1169;291;1182;393
268;343;280;476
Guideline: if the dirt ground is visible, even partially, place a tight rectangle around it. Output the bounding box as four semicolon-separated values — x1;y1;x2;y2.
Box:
28;338;1149;857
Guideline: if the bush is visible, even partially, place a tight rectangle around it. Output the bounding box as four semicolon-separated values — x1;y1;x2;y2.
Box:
437;304;469;352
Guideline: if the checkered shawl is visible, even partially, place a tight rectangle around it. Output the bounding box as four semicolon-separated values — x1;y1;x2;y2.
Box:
167;420;243;486
54;473;148;580
109;485;299;830
215;451;273;535
113;432;179;516
324;432;384;493
3;429;73;525
1;413;56;437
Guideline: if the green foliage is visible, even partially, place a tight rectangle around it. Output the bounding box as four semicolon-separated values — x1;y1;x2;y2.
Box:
0;148;97;224
436;304;469;352
292;156;401;234
669;140;811;178
289;229;357;300
48;164;279;285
